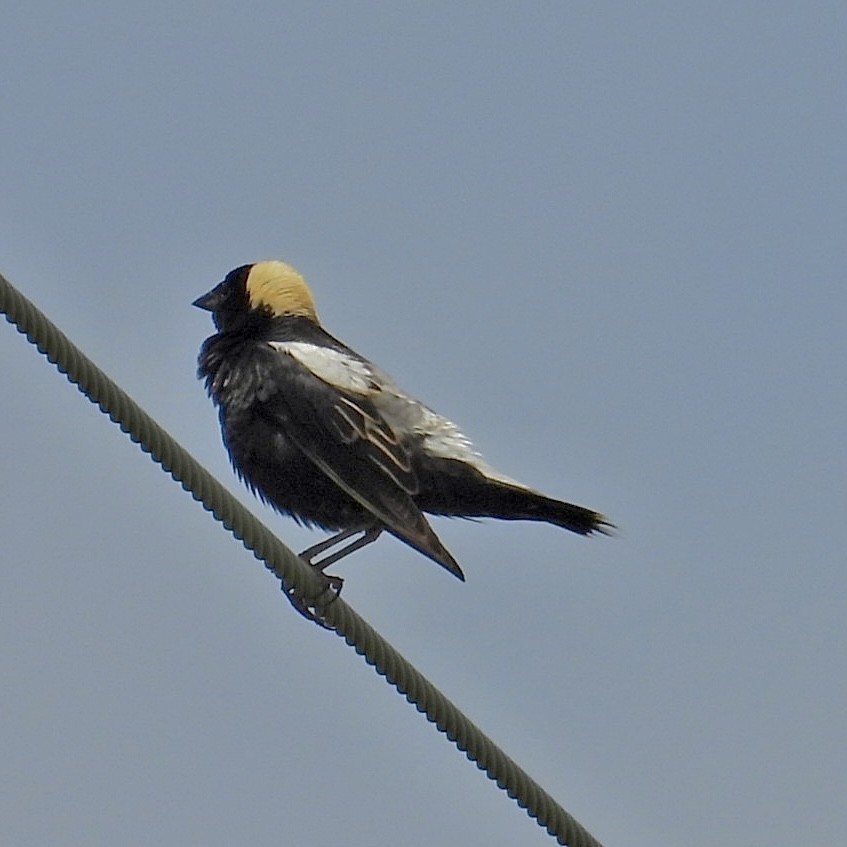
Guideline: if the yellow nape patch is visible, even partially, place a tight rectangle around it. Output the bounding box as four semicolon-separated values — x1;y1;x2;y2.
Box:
245;260;318;320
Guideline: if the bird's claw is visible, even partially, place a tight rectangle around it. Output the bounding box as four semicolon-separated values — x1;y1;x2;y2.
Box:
283;571;343;629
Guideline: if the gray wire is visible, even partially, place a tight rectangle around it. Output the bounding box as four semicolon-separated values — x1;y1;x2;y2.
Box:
1;271;606;847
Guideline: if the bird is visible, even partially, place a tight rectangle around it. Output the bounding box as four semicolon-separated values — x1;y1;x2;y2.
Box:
194;260;610;595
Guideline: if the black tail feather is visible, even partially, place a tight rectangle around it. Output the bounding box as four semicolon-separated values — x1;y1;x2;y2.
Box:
468;482;611;535
416;460;612;536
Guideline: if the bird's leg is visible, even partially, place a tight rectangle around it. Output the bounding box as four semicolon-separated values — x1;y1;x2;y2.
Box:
299;527;364;566
299;526;382;572
286;527;382;629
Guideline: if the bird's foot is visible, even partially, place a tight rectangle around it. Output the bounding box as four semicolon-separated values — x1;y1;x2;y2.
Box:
284;571;343;630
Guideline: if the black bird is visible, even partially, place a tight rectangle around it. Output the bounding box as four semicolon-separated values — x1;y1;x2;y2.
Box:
195;261;610;586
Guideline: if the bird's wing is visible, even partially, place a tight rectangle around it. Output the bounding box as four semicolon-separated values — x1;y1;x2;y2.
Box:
261;342;464;579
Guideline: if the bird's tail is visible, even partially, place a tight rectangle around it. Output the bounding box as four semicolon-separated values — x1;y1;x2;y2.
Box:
484;484;612;535
418;464;612;536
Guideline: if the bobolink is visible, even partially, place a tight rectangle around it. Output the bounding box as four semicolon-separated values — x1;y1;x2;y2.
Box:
195;261;610;588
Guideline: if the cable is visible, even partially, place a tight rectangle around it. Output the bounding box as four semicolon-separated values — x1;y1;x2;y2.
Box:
1;271;605;847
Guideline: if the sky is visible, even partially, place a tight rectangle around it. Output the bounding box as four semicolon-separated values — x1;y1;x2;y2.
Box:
2;3;845;845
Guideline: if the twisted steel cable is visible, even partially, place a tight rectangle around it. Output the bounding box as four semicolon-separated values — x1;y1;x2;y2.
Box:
1;271;605;847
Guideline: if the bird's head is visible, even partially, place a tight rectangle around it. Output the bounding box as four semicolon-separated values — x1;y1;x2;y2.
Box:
194;260;318;332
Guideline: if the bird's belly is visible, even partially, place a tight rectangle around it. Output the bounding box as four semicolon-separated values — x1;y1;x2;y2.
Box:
224;414;370;530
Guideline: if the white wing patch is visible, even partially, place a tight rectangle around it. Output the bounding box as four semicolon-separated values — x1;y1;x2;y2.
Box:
270;341;377;394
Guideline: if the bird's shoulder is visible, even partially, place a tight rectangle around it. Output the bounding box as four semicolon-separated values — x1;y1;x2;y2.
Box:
268;337;381;397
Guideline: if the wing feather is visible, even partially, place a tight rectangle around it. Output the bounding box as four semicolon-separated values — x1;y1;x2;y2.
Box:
260;342;463;579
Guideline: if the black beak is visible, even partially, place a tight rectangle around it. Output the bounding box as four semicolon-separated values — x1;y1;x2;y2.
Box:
194;277;231;312
193;290;217;311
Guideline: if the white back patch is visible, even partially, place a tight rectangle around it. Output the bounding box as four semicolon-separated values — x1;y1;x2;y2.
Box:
415;406;524;486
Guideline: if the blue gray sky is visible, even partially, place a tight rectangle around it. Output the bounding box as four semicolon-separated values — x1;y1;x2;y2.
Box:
2;4;845;846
